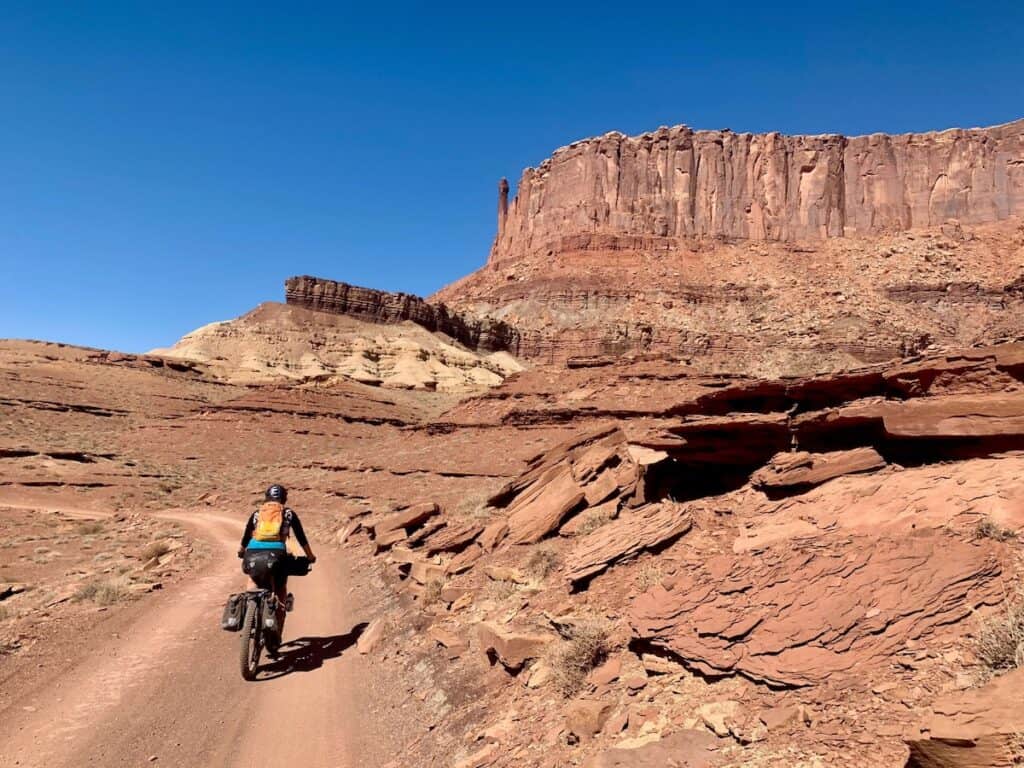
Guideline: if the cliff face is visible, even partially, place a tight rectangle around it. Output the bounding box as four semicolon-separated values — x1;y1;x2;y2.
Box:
284;276;521;355
490;119;1024;263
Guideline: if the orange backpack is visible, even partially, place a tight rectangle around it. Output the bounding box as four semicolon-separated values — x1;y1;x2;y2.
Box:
253;501;286;542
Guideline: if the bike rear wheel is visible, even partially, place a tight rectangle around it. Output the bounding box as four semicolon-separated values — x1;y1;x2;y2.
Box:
239;597;262;680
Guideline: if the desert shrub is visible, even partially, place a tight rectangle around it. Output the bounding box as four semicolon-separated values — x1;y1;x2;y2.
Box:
77;521;105;535
636;562;665;592
976;592;1024;673
74;580;130;606
141;540;171;560
550;620;614;697
422;578;444;606
484;578;515;602
975;517;1018;542
526;545;560;581
0;605;9;621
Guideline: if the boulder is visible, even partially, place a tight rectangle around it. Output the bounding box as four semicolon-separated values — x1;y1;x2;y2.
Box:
565;699;613;739
374;527;407;550
698;701;740;738
372;502;439;536
421;521;484;555
758;704;810;731
408;560;446;585
905;667;1024;767
357;617;386;654
587;656;622;686
479;519;509;551
476;622;553;671
446;543;483;574
583;470;620;507
751;447;886;492
428;626;468;659
507;469;585;544
565;503;692;585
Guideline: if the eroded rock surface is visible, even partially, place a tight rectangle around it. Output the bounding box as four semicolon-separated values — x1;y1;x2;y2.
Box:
630;534;1003;687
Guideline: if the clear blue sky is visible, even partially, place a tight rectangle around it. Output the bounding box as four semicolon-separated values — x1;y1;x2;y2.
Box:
1;1;1021;352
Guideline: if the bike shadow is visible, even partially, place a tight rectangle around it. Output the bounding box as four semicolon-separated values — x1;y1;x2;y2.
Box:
256;621;368;680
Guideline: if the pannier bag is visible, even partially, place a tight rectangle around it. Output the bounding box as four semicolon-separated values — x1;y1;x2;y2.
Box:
221;593;245;631
287;556;312;577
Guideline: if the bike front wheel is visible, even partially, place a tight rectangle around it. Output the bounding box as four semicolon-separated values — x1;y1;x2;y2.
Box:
239;598;262;680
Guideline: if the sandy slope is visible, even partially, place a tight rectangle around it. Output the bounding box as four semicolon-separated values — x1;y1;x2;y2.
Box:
0;510;387;768
151;301;521;393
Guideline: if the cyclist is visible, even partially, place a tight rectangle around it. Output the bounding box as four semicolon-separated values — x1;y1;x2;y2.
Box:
237;484;316;639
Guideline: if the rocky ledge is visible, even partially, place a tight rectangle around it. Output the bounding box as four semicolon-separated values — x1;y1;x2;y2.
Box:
284;276;522;355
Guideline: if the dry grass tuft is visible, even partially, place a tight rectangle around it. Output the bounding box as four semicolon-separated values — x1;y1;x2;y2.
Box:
74;580;130;606
975;517;1018;542
636;562;666;592
550;620;614;697
76;521;105;535
575;508;614;536
422;578;444;606
976;591;1024;673
484;578;516;602
526;545;560;581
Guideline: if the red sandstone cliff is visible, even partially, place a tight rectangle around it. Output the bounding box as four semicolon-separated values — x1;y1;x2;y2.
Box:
490;119;1024;263
429;120;1024;372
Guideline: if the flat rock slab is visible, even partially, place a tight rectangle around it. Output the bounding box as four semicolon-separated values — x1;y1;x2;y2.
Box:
506;469;585;544
476;621;553;671
751;447;885;491
906;666;1024;767
630;533;1002;687
582;729;722;768
372;502;439;536
565;503;692;585
422;521;484;555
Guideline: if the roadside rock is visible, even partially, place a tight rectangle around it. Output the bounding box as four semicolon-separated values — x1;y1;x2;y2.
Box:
477;622;553;672
581;729;722;768
630;533;1002;686
565;699;613;739
357;617;386;655
371;503;440;537
565;503;692;585
751;448;886;493
905;667;1024;767
506;469;585;544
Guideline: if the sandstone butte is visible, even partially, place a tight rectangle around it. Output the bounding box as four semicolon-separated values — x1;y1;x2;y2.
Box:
490;119;1024;253
3;117;1024;768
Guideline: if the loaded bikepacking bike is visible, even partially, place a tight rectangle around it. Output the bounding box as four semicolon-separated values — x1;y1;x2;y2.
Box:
222;555;312;680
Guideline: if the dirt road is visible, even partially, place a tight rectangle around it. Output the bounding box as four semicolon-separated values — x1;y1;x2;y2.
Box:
1;510;388;768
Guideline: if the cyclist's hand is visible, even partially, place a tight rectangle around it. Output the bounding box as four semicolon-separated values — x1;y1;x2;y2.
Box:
307;554;317;564
236;547;245;559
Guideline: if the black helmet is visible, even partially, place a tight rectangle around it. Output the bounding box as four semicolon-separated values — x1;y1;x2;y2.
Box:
265;484;287;503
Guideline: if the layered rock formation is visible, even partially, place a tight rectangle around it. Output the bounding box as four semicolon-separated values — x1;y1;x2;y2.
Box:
152;301;521;393
285;276;521;354
433;119;1024;371
490;119;1024;261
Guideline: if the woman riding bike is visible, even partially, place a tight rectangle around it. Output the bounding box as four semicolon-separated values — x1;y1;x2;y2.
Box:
238;484;316;638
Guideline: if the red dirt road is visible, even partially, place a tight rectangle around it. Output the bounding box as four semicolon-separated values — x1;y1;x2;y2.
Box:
1;511;387;768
